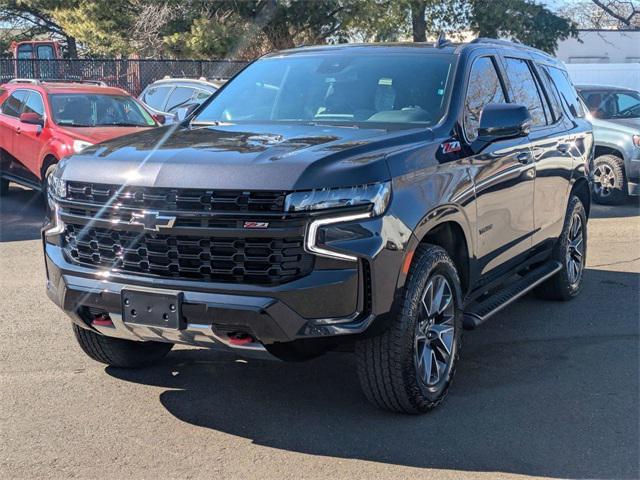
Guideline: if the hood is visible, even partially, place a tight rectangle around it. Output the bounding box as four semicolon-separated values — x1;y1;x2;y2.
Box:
60;126;155;144
604;117;640;131
590;117;640;133
60;123;432;191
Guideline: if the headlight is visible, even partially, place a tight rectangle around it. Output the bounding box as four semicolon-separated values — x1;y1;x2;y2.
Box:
73;140;93;153
47;171;67;199
285;182;391;216
633;135;640;148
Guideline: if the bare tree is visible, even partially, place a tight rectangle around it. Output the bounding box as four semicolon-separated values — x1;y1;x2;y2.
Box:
131;2;179;58
591;0;640;28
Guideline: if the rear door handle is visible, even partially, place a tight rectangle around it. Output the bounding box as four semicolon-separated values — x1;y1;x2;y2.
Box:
517;152;532;164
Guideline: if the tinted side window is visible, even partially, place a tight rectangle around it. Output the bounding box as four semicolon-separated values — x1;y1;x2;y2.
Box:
464;57;506;141
165;87;194;111
17;45;32;59
504;57;547;127
36;45;55;59
1;91;28;117
193;89;213;103
23;92;45;117
544;66;585;118
142;85;171;110
537;65;563;121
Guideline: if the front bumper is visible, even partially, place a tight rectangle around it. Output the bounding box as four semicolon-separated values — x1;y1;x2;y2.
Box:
44;211;409;352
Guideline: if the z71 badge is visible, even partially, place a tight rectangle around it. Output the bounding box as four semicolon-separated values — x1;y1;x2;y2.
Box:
441;141;461;154
243;221;270;229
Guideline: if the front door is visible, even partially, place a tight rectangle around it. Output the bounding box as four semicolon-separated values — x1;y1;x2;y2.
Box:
14;90;46;177
462;55;535;279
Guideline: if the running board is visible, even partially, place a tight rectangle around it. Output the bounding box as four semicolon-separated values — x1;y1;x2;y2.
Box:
463;261;562;330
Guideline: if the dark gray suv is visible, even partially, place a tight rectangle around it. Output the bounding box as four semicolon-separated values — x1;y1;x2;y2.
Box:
44;39;593;413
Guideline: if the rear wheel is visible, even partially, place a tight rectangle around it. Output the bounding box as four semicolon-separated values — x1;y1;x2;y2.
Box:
592;154;626;205
355;244;462;413
535;195;587;301
72;324;173;368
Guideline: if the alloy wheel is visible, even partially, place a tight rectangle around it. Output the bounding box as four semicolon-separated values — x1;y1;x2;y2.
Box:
593;164;616;198
414;274;455;387
566;214;584;285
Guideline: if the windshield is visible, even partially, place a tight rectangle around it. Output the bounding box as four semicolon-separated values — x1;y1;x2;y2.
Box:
50;94;156;127
194;53;455;128
580;89;640;119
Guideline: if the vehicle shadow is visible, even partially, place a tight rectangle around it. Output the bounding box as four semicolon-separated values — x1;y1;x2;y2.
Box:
590;197;640;219
106;267;639;479
0;185;45;242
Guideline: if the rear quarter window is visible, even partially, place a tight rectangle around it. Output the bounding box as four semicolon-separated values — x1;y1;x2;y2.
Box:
544;66;585;119
142;85;171;110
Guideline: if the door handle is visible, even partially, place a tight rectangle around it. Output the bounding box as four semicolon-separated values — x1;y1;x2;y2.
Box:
15;126;21;134
557;143;570;154
517;152;532;164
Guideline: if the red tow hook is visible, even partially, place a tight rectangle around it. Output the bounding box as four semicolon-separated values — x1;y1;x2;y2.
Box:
92;314;113;327
227;332;255;346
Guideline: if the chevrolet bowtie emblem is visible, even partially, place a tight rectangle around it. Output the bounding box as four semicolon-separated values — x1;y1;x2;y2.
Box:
129;211;176;231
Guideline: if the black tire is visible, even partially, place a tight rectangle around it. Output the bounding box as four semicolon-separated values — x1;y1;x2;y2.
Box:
72;323;173;368
355;244;463;414
535;195;587;301
41;162;57;198
592;154;626;205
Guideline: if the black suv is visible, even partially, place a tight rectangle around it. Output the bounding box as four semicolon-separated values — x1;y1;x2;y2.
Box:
44;39;593;413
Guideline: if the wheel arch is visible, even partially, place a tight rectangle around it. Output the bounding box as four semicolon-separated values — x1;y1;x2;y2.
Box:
570;176;591;219
594;144;625;161
409;205;474;296
40;153;58;180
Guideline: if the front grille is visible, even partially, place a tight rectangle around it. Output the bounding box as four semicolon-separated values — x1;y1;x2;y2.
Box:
62;223;314;285
66;181;286;213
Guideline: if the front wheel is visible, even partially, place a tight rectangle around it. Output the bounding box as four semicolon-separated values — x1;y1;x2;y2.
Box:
592;154;626;205
535;195;587;301
355;244;462;413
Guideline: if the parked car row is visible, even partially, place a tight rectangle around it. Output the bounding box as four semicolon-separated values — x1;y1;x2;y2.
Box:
0;76;222;196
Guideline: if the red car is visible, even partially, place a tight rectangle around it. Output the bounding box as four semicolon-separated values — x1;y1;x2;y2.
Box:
0;79;162;196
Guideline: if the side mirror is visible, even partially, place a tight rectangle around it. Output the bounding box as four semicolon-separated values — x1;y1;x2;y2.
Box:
19;112;44;126
477;103;531;143
153;114;166;125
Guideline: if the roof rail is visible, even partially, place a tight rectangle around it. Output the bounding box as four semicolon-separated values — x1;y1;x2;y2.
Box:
40;79;108;86
8;79;40;85
470;37;544;53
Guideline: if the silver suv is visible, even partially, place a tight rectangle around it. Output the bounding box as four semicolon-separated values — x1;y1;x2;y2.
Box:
577;85;640;204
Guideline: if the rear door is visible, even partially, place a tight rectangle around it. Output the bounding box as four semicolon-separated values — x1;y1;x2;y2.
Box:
501;56;575;250
0;89;28;160
463;55;535;279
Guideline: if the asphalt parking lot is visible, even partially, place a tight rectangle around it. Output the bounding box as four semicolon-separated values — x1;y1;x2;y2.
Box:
1;185;638;480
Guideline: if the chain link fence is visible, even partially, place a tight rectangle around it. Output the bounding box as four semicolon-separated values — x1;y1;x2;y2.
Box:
0;58;249;95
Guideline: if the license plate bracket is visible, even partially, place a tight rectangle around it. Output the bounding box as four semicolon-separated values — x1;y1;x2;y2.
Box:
121;289;184;329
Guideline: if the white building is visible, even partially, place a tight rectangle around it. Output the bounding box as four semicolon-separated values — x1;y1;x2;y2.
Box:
555;29;640;90
555;29;640;64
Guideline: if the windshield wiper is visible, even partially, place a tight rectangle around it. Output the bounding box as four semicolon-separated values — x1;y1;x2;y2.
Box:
190;120;233;126
93;123;146;127
57;121;93;127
